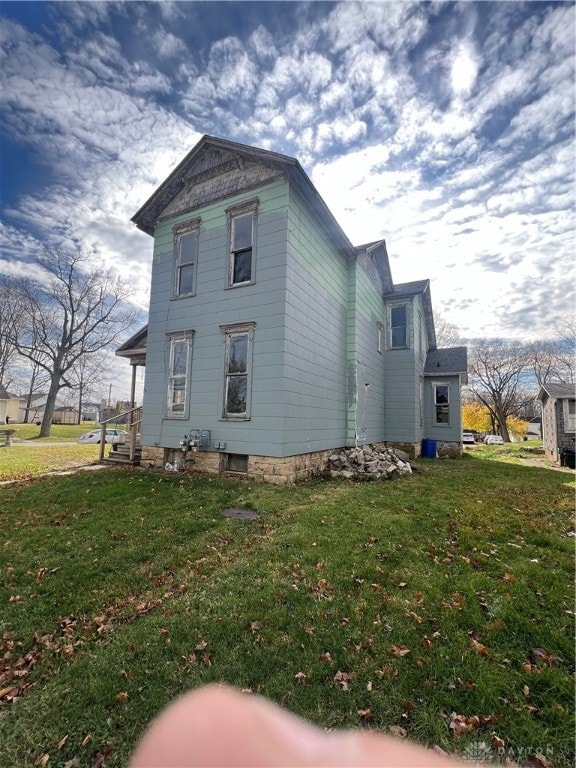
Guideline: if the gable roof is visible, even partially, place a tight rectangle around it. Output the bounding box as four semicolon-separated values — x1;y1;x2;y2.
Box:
538;382;575;401
424;346;468;378
131;134;357;258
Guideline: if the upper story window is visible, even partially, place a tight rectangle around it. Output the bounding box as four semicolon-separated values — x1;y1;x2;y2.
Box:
166;332;194;417
390;304;408;349
433;382;450;425
173;219;200;298
220;322;256;419
226;199;258;287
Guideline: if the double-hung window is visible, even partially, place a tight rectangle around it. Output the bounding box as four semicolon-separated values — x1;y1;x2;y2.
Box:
433;382;450;425
167;332;193;417
564;399;576;432
173;219;200;297
220;322;255;419
390;304;408;348
226;200;258;287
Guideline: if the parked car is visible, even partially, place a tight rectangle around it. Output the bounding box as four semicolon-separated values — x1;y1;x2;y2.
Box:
77;428;128;445
462;432;476;445
483;434;504;445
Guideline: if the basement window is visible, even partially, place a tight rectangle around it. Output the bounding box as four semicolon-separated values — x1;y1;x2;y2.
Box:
224;454;248;474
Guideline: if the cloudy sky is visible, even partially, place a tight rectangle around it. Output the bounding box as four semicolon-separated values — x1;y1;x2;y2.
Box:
1;1;574;400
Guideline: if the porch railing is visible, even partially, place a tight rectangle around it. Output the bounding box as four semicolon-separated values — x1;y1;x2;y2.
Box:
99;407;143;463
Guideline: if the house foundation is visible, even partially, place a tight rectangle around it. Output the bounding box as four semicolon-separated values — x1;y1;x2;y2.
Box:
140;442;433;483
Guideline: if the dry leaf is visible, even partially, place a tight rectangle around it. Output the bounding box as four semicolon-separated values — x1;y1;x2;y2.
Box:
57;735;69;750
523;685;530;697
391;645;410;657
294;671;308;685
63;759;80;768
81;735;92;748
357;708;372;720
115;691;129;703
366;681;372;692
492;733;506;751
469;637;489;655
388;725;407;738
524;755;555;768
531;648;557;664
503;572;517;582
36;755;49;767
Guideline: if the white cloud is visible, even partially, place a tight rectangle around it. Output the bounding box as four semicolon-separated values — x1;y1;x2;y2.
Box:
450;40;479;97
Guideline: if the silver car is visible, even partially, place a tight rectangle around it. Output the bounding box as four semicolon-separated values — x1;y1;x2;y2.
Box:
77;428;128;445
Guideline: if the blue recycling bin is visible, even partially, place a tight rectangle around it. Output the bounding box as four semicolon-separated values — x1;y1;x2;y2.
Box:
421;439;437;458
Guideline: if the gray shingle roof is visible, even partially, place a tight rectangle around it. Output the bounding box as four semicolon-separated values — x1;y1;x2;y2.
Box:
424;346;468;375
0;384;10;400
538;382;575;399
383;280;430;297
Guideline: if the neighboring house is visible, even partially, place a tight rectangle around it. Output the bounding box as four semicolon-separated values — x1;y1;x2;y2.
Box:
538;383;575;464
122;135;467;482
0;384;9;424
526;418;542;440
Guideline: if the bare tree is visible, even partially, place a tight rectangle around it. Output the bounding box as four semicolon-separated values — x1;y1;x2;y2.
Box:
467;338;533;442
1;250;140;437
0;283;19;389
434;313;462;348
528;319;575;386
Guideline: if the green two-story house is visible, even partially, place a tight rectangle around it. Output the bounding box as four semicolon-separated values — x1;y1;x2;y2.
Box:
119;135;467;481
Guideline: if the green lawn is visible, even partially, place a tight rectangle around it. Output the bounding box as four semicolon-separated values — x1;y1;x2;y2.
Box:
0;455;574;767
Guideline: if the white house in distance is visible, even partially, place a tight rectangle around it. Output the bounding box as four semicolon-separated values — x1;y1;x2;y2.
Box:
118;135;468;482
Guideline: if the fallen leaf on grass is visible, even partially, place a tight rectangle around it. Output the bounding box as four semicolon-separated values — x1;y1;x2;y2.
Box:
449;712;494;736
115;692;129;703
524;755;555;768
503;572;517;582
81;735;92;748
63;759;80;768
388;725;407;738
333;670;356;690
492;733;505;751
357;708;372;720
469;637;489;655
57;735;69;750
391;645;410;657
531;648;557;665
294;671;308;685
35;755;49;767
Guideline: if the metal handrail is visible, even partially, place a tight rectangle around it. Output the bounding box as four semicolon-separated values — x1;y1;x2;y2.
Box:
98;406;143;462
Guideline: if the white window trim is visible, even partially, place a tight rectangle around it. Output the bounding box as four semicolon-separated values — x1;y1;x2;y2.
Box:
376;321;382;354
432;381;450;427
219;321;256;420
563;398;576;432
173;218;200;298
225;199;259;288
166;331;194;418
388;302;409;350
